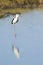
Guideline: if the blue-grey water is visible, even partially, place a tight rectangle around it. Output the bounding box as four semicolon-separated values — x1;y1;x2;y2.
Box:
0;10;43;65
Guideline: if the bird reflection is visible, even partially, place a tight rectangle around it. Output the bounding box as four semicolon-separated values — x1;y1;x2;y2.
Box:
12;45;20;59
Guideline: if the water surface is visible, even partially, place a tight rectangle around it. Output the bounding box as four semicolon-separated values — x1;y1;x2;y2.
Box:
0;10;43;65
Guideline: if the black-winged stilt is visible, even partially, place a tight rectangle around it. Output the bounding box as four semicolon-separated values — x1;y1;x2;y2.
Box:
11;14;20;59
11;14;19;24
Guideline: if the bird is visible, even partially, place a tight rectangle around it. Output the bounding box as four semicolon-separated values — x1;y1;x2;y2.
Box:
11;14;19;24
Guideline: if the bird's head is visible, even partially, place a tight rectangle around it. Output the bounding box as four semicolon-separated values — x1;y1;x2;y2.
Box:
16;14;19;18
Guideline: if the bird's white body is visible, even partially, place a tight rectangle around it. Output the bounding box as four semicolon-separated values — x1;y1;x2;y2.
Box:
11;14;19;24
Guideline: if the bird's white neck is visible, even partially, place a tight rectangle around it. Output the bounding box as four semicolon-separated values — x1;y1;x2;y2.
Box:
16;16;19;18
16;14;19;19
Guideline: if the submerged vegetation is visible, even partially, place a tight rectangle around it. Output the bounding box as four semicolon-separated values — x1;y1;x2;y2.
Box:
0;0;43;18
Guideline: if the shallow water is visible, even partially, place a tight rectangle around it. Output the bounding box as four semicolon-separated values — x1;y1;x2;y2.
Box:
0;10;43;65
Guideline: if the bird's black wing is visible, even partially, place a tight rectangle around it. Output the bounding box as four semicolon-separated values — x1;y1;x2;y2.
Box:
11;18;14;24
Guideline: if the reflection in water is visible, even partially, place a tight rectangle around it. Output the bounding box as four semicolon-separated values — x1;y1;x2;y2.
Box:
12;45;20;59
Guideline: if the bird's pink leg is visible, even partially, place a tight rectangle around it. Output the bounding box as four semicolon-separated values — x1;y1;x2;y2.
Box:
14;24;16;47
